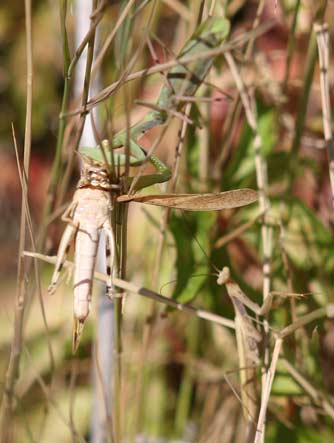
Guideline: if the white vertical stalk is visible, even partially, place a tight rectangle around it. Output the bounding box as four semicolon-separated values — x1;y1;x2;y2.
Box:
225;52;273;443
224;53;272;302
254;338;282;443
72;2;113;442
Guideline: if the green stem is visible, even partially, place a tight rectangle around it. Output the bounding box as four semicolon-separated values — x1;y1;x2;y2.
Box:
289;31;317;160
288;1;327;186
283;0;301;89
174;317;199;436
46;0;71;209
112;198;129;441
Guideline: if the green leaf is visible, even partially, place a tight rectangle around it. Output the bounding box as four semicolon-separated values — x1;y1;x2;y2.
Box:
277;198;334;272
170;211;216;304
169;213;196;301
272;374;303;395
235;196;334;273
224;107;278;186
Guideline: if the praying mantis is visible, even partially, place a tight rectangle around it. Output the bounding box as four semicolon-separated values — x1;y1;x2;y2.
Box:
44;16;260;352
79;16;231;169
217;266;305;430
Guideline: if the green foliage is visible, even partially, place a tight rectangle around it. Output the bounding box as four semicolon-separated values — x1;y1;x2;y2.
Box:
169;211;216;304
225;106;278;186
2;2;334;443
276;198;334;273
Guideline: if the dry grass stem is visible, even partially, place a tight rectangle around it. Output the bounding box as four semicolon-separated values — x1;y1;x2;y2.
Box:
254;338;282;443
66;21;274;116
314;22;334;202
23;251;236;330
0;2;33;439
92;0;137;76
225;51;273;443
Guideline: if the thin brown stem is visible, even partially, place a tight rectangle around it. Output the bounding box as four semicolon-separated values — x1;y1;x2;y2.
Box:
65;21;274;116
23;251;236;330
0;1;33;438
314;22;334;204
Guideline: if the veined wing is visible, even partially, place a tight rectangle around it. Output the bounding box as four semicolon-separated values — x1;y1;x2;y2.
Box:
117;188;258;211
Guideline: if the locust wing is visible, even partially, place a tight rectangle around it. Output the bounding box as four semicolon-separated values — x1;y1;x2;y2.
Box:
117;188;258;211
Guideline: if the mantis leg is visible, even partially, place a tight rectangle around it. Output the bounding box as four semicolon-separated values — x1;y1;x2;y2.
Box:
217;266;274;316
125;148;172;191
113;132;171;191
80;128;171;192
48;223;77;295
80;138;146;167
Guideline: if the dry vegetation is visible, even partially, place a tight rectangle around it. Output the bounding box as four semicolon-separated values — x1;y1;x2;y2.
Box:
0;1;334;442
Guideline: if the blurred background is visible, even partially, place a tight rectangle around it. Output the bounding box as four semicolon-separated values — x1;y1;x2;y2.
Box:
1;0;334;442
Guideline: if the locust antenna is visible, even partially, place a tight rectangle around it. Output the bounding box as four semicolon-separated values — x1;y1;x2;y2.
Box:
180;211;220;274
159;273;216;295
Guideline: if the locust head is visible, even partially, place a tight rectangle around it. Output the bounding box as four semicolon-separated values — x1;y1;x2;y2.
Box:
77;150;112;190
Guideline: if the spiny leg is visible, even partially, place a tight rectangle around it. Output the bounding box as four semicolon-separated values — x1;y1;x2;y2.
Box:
48;223;77;295
217;266;293;316
80;140;171;192
104;222;116;298
61;200;78;224
48;201;79;294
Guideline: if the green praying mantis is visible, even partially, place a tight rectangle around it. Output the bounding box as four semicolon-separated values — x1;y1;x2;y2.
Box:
38;16;260;351
79;16;231;189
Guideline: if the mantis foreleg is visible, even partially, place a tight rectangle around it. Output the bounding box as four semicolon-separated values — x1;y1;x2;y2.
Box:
80;141;172;192
217;267;261;423
79;17;230;192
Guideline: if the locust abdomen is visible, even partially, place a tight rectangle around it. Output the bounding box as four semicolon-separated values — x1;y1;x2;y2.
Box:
71;187;111;351
72;224;100;351
73;225;99;320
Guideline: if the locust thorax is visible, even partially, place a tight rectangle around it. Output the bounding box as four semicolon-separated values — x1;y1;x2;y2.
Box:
77;154;112;190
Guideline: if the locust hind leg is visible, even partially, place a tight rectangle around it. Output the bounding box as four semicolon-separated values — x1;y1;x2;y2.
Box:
48;200;79;295
48;223;77;295
61;200;78;224
104;221;116;299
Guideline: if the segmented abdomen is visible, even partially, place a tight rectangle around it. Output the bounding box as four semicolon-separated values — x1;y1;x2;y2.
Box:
71;188;111;326
73;224;100;322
